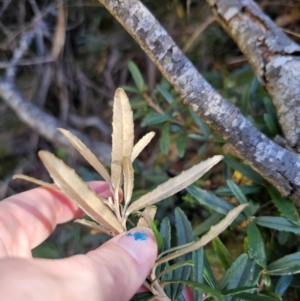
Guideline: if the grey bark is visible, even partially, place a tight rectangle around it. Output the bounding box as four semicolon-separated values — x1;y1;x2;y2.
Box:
0;79;111;165
206;0;300;151
98;0;300;205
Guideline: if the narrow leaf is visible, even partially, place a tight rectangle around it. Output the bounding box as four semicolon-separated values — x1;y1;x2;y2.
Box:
267;252;300;275
161;281;224;301
141;112;172;126
156;261;194;280
275;275;293;297
128;61;145;92
129;292;155;301
194;213;224;236
234;293;281;301
192;247;204;301
187;186;235;215
177;132;186;158
75;219;114;235
137;206;157;228
212;237;233;270
218;254;248;290
254;216;300;234
131;131;155;162
122;157;134;205
155;204;247;267
151;221;164;251
13;174;57;189
126;155;223;215
111;88;134;191
160;123;170;155
58;128;111;184
247;222;266;263
267;185;300;225
38;151;123;235
189;108;210;138
171;208;194;300
226;180;252;216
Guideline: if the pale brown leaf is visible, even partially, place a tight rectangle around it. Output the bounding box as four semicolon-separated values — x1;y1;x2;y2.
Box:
75;219;115;236
38;150;123;235
137;205;157;228
126;155;223;215
153;204;247;275
131;131;155;162
122;156;134;205
13;174;58;190
58;128;111;184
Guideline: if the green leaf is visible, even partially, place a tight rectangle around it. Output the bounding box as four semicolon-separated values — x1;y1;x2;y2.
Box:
141;112;172;126
266;185;300;225
212;237;233;270
234;293;281;301
247;222;266;263
150;221;164;251
224;156;263;184
194;213;224;236
275;275;293;297
129;292;155;301
156;217;171;276
171;208;194;300
156;260;193;280
160;123;170;155
121;85;140;93
226;180;252;216
218;254;249;290
267;252;300;275
162;280;224;301
254;216;300;234
187;186;235;215
192;247;204;301
215;185;261;196
177;132;186;158
203;251;216;288
128;61;145;92
189;109;210;138
156;84;174;104
222;286;256;296
264;113;279;136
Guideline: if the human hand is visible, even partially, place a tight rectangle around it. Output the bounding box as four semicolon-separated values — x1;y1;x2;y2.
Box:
0;181;157;301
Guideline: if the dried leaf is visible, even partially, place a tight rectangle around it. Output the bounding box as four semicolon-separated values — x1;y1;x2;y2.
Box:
131;131;155;162
111;88;134;191
75;219;115;236
13;174;58;190
122;156;134;205
58;128;111;184
137;205;157;228
38;150;123;235
154;204;247;269
126;155;223;216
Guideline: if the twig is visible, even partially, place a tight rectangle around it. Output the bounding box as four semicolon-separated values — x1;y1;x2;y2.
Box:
97;0;300;205
0;79;111;165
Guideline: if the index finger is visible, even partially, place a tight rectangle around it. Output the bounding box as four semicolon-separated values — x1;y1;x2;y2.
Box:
0;181;111;257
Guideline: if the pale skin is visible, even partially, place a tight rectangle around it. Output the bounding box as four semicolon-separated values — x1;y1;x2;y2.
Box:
0;181;158;301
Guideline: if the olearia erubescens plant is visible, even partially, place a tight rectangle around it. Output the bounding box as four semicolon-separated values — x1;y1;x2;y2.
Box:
14;88;248;301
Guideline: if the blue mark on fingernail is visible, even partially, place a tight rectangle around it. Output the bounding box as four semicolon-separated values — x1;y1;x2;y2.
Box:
126;231;148;241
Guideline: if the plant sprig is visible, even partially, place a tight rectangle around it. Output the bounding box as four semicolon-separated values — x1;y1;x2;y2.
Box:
14;88;247;300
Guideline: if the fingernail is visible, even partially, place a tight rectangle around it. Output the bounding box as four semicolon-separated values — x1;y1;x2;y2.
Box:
115;227;157;263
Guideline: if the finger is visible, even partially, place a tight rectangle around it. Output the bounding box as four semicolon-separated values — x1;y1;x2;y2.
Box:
0;181;111;257
0;228;157;301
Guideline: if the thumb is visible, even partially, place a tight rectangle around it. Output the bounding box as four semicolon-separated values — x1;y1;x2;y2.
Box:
85;227;158;301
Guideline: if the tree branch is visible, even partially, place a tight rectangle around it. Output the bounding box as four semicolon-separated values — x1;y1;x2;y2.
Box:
206;0;300;151
0;79;111;165
98;0;300;205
